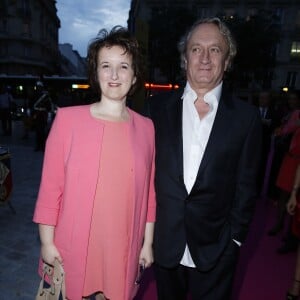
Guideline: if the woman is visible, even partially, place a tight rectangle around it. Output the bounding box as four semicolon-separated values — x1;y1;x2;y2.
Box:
286;163;300;299
33;26;156;300
268;90;300;237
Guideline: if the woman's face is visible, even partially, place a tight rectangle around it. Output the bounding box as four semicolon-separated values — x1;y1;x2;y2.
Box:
97;45;136;102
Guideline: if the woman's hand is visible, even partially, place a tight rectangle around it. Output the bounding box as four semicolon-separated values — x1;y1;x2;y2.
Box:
139;222;155;268
287;194;297;215
38;224;62;265
41;243;63;266
139;242;154;268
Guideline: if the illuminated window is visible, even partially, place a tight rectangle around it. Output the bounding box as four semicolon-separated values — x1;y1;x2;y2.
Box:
291;41;300;59
296;10;300;27
223;9;235;19
286;72;298;88
72;84;90;89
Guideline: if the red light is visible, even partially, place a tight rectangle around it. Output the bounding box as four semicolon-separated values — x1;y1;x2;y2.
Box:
144;83;179;90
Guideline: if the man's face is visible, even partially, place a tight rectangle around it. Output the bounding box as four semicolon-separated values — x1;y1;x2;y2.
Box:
185;23;230;93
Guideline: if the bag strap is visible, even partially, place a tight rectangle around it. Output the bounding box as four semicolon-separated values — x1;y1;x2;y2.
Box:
37;260;66;300
52;259;66;299
36;262;55;299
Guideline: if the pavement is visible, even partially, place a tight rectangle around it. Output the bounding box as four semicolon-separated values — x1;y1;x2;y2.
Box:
0;120;44;299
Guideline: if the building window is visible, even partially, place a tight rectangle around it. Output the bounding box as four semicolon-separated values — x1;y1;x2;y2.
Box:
0;0;7;15
21;0;30;17
296;10;300;27
291;41;300;60
0;43;8;56
0;18;7;32
23;23;30;35
23;44;30;58
223;9;235;18
286;72;298;88
274;8;284;24
40;14;45;39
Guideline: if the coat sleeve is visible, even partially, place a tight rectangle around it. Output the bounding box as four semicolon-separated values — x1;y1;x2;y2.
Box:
279;110;300;136
230;109;262;243
146;121;156;223
33;109;66;225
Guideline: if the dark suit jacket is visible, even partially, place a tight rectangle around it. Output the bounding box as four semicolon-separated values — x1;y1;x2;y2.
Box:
148;85;262;272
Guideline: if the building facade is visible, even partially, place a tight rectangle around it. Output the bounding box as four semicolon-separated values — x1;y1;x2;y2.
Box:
129;0;300;91
59;43;86;76
0;0;60;76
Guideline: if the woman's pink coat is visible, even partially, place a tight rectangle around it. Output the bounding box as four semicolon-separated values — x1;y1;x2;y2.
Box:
33;105;156;300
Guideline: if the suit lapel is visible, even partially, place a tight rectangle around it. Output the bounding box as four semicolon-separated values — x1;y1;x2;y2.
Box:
197;90;234;175
166;91;184;179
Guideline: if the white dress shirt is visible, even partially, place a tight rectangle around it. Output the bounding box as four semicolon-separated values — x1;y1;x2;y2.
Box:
180;81;222;267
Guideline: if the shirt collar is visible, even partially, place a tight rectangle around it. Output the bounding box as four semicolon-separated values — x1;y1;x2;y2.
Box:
204;82;222;106
182;82;197;102
182;81;222;105
182;81;223;111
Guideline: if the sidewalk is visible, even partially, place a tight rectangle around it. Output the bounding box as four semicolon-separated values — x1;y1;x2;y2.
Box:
0;120;43;299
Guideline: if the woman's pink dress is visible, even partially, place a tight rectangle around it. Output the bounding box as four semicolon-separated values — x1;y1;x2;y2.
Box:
83;119;134;299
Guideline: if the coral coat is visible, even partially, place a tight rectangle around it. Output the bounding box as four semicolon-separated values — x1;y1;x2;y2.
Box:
33;105;156;300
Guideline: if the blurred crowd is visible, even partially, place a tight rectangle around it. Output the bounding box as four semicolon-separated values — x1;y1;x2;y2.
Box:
0;81;96;151
254;89;300;255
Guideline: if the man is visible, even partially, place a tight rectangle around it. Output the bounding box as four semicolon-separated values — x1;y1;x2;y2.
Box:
257;90;281;196
0;86;13;136
32;81;55;151
148;17;262;300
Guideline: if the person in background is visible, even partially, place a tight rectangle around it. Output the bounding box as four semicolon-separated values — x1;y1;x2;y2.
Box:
32;82;55;151
268;90;300;238
0;85;14;136
257;90;281;195
268;91;300;256
267;91;300;201
286;163;300;300
33;26;156;300
147;17;262;300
